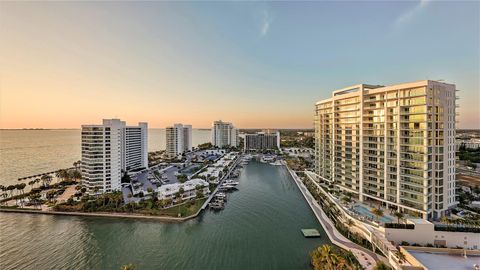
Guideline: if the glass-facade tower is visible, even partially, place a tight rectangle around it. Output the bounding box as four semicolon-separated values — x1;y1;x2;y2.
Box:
314;80;457;219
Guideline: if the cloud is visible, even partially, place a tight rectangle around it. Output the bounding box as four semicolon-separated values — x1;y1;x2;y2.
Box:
394;0;430;27
259;10;273;37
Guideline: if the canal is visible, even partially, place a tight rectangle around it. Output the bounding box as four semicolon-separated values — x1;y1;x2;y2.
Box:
0;160;329;270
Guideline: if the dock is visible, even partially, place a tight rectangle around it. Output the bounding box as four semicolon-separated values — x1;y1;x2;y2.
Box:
301;228;321;238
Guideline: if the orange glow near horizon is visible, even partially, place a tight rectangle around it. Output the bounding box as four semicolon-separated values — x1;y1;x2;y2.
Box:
1;2;479;130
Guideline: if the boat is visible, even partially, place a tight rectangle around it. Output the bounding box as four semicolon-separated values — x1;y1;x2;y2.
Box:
209;202;224;210
215;192;227;199
224;179;239;186
219;184;238;191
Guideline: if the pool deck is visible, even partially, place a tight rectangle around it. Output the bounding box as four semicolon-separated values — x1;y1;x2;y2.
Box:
285;164;384;270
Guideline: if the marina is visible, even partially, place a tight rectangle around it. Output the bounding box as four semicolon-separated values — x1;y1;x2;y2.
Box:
0;160;328;270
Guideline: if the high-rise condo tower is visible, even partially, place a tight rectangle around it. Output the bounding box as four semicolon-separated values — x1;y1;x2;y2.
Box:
314;80;456;219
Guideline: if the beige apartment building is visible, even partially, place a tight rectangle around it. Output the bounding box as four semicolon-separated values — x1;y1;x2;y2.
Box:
314;80;457;220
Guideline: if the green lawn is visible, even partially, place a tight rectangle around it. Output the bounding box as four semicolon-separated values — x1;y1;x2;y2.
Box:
161;198;207;217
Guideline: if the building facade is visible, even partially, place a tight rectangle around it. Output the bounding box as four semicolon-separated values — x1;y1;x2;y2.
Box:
166;123;192;158
314;80;456;219
81;119;148;194
212;120;238;148
244;131;280;151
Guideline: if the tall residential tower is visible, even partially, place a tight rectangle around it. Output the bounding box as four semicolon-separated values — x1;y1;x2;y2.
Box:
314;80;456;219
166;123;192;158
244;130;280;152
212;120;238;148
81;119;148;194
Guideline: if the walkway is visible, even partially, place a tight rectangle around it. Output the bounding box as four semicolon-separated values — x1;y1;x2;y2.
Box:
287;167;380;270
56;185;77;203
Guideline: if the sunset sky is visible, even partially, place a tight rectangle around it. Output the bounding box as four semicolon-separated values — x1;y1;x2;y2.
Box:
1;1;479;129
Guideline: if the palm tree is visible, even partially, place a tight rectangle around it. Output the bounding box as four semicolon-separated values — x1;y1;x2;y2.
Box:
6;185;16;199
440;216;450;225
396;250;406;264
56;169;66;182
346;219;354;238
73;160;81;171
41;174;53;187
372;261;391;270
371;207;384;223
28;193;42;209
310;245;343;270
70;170;81;182
16;183;26;207
16;183;26;195
394;212;404;224
120;263;135;270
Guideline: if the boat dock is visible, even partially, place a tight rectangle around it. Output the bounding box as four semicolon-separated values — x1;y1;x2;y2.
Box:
301;229;321;238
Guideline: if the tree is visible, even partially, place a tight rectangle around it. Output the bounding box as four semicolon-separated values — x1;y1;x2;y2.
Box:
371;207;384;222
121;172;131;184
120;263;135;270
394;212;404;224
346;219;354;238
440;216;451;225
6;185;16;198
396;250;406;264
70;170;82;182
16;183;26;206
341;196;352;205
41;174;53;187
28;193;42;209
46;190;56;202
310;245;346;270
56;169;69;182
372;261;391;270
73;160;81;171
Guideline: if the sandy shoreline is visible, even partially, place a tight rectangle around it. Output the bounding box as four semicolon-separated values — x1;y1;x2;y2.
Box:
0;207;199;222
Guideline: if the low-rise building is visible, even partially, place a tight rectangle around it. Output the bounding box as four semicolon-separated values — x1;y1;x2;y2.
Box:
157;178;210;202
384;218;479;249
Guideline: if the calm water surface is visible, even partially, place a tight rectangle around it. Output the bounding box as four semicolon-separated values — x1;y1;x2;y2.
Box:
0;161;328;270
0;129;211;186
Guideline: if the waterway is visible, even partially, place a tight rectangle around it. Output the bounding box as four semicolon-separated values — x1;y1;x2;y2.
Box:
0;161;329;270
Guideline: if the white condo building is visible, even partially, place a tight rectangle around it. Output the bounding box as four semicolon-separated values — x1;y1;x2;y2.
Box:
212;120;238;148
81;119;148;194
166;123;192;158
314;80;456;219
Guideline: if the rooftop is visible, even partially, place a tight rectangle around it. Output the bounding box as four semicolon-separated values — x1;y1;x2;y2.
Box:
409;250;480;270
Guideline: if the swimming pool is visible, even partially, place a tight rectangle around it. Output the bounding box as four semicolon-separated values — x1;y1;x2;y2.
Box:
352;205;394;223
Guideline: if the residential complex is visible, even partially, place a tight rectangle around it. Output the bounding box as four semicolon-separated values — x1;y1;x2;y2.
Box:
166;123;192;158
212;120;238;148
314;80;457;219
244;130;280;151
157;178;210;202
81;119;148;194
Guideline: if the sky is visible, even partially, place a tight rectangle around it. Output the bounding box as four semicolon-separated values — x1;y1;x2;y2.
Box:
0;1;479;129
